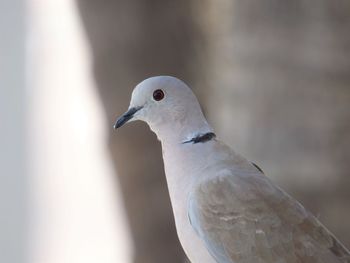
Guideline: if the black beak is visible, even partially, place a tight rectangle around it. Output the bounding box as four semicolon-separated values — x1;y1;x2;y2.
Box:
114;106;142;129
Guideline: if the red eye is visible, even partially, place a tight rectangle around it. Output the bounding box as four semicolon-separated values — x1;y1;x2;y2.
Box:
153;89;165;101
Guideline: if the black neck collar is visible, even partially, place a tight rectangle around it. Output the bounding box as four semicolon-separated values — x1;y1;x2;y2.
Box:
182;132;216;144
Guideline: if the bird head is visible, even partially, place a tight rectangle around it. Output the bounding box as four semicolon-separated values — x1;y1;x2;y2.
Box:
114;76;212;142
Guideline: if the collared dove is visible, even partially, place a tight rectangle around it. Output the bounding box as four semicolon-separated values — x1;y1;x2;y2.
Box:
114;76;350;263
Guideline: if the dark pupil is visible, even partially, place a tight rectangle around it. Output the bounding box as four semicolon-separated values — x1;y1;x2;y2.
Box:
153;89;164;101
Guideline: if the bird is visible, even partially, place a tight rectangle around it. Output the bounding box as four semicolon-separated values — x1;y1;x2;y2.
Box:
114;76;350;263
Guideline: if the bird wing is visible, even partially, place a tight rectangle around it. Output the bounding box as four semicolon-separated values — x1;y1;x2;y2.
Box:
188;164;350;263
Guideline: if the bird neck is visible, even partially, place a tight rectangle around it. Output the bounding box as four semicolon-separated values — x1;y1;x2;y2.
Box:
150;117;214;147
158;122;218;216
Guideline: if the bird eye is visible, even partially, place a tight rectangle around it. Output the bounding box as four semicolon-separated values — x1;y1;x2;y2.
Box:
153;89;165;101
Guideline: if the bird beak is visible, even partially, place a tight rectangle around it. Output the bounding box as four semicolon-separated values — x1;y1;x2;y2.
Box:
114;106;143;129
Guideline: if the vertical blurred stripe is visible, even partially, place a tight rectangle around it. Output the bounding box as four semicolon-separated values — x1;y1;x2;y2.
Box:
27;0;132;262
0;0;27;262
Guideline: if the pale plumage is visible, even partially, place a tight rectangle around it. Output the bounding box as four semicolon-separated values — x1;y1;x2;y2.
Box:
114;76;350;263
188;142;350;263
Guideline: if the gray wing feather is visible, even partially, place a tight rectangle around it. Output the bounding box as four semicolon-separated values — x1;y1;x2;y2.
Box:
188;167;350;263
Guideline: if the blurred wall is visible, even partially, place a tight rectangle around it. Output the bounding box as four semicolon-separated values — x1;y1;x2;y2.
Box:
76;1;196;262
77;0;350;262
198;0;350;247
0;1;27;262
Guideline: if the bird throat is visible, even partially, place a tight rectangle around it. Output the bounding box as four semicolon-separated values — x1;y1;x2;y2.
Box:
182;132;216;144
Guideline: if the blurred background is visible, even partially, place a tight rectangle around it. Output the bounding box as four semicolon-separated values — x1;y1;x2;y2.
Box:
1;0;349;262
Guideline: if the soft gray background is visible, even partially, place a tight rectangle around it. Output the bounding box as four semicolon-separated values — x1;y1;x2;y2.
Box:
76;1;350;263
0;0;27;262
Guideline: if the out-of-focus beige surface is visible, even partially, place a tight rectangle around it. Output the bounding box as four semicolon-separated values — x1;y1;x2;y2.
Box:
198;0;350;249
